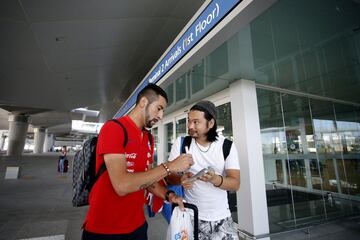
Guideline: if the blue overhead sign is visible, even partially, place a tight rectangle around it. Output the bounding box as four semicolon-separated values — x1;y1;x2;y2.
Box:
116;0;242;117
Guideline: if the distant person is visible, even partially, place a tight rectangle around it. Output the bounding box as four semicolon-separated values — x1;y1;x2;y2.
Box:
167;100;240;240
59;146;67;173
82;84;194;240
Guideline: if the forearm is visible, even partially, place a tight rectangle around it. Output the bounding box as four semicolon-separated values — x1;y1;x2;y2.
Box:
105;153;193;196
211;175;240;191
114;164;168;195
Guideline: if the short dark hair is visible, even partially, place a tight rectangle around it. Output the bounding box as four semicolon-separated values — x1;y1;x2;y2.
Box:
136;83;168;105
190;105;218;142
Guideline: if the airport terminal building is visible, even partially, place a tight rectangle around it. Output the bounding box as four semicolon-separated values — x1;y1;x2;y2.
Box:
116;0;360;238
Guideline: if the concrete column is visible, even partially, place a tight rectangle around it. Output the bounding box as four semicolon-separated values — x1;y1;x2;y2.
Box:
7;114;30;156
33;127;46;153
0;133;7;150
43;132;54;152
230;79;270;239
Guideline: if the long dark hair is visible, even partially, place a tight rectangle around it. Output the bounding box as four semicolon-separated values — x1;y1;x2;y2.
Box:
190;105;218;142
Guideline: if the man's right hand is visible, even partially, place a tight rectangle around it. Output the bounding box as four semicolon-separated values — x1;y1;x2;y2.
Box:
167;154;194;173
181;172;195;189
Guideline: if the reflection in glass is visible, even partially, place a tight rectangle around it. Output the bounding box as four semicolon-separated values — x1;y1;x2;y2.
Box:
216;103;232;140
152;127;158;166
310;99;349;219
191;61;205;95
176;76;187;102
258;89;296;232
165;83;174;105
333;103;360;198
309;99;360;220
259;90;360;232
165;122;174;160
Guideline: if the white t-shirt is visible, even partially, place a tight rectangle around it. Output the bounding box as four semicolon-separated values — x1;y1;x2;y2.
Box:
168;136;240;221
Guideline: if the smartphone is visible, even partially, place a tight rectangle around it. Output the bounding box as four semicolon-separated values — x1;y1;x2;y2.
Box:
182;167;214;183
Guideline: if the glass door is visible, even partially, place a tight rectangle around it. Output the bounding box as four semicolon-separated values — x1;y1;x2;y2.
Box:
258;88;360;233
164;121;174;160
152;127;159;166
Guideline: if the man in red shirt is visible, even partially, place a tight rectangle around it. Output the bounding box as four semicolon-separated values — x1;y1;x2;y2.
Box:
82;84;194;240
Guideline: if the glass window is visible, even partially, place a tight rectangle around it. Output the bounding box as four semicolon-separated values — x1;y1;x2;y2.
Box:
152;127;159;166
190;60;205;95
258;89;296;232
175;75;187;102
310;99;355;219
165;122;174;160
333;104;360;198
175;118;187;138
207;42;228;84
216;102;232;140
165;83;174;106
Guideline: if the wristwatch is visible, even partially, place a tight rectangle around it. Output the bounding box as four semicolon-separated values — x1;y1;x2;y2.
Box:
165;190;175;202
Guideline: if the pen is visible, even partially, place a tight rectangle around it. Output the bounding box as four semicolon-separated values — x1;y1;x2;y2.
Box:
183;146;190;175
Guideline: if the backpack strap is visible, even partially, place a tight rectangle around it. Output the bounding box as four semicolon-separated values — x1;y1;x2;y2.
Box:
180;137;184;153
94;119;128;180
180;136;192;154
147;130;153;149
222;138;232;160
95;162;107;182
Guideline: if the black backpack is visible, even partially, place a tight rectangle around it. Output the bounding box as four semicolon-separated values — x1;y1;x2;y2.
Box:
180;135;232;160
72;119;153;207
72;119;127;207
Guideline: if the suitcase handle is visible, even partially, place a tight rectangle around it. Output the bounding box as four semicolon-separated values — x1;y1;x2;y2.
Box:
171;203;199;240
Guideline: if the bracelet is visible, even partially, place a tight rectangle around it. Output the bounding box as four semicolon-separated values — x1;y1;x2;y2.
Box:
161;163;171;176
165;190;175;202
214;175;223;187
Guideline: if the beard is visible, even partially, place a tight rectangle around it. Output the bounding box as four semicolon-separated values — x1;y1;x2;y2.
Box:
145;118;158;128
188;129;198;138
145;108;158;128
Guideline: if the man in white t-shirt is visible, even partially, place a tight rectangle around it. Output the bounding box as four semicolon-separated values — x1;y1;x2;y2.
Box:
167;100;240;240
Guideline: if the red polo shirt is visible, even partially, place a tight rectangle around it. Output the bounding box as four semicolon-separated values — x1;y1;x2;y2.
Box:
84;116;153;234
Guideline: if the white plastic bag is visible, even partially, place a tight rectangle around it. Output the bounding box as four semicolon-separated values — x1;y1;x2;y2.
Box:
166;206;194;240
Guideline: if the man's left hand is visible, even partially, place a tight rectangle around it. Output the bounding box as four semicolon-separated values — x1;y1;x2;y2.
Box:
199;168;215;183
168;193;185;211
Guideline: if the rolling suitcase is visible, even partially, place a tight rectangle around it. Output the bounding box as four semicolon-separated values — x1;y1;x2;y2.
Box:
63;159;69;172
171;203;199;240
